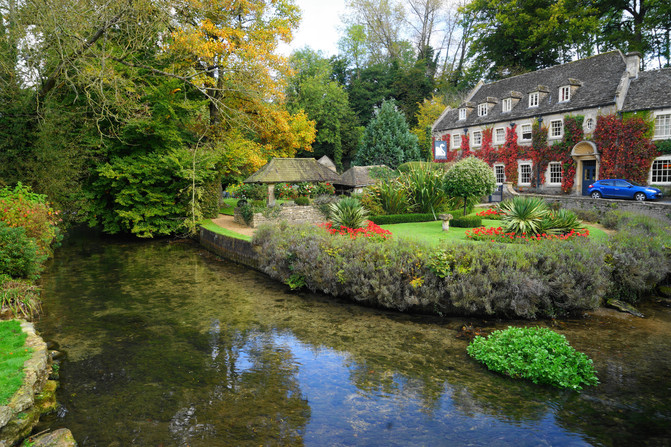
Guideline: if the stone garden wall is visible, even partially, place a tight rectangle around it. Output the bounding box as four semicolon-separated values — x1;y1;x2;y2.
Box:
233;204;324;228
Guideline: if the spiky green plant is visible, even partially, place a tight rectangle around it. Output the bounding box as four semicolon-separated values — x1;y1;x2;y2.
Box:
541;208;585;235
371;181;409;215
500;196;549;236
328;197;369;229
400;163;448;214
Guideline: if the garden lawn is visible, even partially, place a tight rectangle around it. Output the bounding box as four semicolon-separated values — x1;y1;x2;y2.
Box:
199;220;252;241
381;219;609;245
0;320;32;405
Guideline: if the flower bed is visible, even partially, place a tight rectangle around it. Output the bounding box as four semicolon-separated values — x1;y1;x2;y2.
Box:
466;226;590;243
475;208;502;220
319;221;392;240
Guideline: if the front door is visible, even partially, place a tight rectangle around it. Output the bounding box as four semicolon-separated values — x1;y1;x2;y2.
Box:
581;161;596;196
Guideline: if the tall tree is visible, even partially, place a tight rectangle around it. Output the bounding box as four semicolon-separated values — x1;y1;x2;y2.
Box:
354;99;420;169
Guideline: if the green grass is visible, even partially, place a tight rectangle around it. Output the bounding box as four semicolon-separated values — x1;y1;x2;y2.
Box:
199;219;252;241
219;198;238;216
381;220;609;245
0;320;32;405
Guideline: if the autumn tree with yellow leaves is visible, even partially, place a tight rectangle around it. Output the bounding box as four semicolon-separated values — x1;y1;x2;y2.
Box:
0;0;315;236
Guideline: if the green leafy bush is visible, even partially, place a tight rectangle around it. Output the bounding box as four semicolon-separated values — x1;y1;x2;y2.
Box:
230;183;267;200
294;196;310;206
0;222;43;279
399;163;448;213
329;197;369;229
450;215;482;228
467;326;599;390
369;213;437;225
365;181;409;215
443;157;496;214
541;209;585;235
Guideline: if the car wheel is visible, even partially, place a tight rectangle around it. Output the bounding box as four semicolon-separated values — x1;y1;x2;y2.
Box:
634;192;646;201
590;191;602;199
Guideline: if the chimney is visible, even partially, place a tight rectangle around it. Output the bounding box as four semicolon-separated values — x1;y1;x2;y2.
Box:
625;52;641;78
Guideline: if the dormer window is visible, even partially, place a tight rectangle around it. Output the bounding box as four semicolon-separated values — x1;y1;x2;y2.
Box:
502;98;512;113
529;92;539;108
559;86;571;102
459;108;467;120
478;103;488;117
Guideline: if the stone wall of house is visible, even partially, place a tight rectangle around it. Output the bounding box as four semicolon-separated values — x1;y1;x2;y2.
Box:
234;204;324;228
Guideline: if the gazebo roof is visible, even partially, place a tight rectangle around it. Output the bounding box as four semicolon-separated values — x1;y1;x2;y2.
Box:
243;158;341;184
317;155;337;172
337;165;390;187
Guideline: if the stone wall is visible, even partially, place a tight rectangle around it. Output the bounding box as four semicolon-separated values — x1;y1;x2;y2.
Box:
0;321;58;447
527;194;671;224
198;227;260;270
234;204;324;228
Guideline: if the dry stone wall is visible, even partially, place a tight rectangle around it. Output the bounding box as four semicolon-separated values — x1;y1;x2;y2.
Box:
234;204;325;228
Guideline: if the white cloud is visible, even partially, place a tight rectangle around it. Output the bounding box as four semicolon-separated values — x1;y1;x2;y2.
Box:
279;0;347;57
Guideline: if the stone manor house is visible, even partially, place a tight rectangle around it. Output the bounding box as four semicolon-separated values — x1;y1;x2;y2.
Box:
431;50;671;195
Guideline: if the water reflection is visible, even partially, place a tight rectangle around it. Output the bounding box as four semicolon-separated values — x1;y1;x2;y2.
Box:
35;233;671;446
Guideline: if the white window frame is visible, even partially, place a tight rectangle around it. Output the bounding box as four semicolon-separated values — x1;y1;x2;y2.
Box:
650;156;671;184
548;162;562;185
529;92;539;108
494;164;506;185
494;127;506;145
472;130;482;147
654;113;671;139
520;123;532;142
550;119;563;139
459;108;467;121
584;118;595;132
452;133;462;149
502;98;512;113
478;103;488;117
559;86;571;102
518;162;532;186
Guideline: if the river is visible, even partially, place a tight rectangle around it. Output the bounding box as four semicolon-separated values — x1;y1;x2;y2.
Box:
34;231;671;446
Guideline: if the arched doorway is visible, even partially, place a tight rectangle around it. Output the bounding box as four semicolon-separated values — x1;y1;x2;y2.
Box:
571;141;600;196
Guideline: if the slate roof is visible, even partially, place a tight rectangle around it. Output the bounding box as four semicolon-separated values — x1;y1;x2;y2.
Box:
621;68;671;112
337;165;390;187
244;158;341;184
434;51;627;132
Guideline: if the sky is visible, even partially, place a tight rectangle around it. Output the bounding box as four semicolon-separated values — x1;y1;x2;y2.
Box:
278;0;348;57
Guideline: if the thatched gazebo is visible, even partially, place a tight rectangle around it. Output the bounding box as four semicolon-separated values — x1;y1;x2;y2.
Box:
244;158;341;205
336;165;390;194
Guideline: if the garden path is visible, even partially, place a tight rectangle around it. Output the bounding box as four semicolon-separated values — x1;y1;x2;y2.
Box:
210;214;256;237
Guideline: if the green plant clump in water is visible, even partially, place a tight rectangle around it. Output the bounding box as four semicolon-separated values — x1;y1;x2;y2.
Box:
0;320;32;405
328;197;369;229
467;326;599;390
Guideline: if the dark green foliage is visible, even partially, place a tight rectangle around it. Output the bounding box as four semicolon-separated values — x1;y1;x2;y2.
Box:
234;183;267;201
444;157;496;214
253;224;611;319
500;196;549;235
313;194;340;219
606;212;671;303
201;180;221;219
400;163;449;214
353;99;421;169
0;223;42;279
451;215;483;228
654;139;671;154
467;327;599;390
294;196;310;206
541;209;585;235
573;209;601;223
369;213;438;225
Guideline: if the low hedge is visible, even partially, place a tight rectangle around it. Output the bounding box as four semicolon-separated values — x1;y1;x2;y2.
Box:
450;215;482;228
369;210;465;225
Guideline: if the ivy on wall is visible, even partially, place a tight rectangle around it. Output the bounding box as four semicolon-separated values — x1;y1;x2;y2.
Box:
594;114;659;183
500;125;521;185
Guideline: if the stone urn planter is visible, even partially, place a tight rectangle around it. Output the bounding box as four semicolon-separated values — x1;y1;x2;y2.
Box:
438;214;453;231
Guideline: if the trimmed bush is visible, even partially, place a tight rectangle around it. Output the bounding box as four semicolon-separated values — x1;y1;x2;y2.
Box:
294;196;310;206
253;223;610;319
450;215;482;228
369;213;437;225
467;326;599;390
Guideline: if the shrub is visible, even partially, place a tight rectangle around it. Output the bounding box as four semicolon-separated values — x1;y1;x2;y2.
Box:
294;196;310;206
399;163;448;214
541;209;585;235
467;326;599;390
1;277;41;319
450;215;482;228
329;197;369;229
573;209;600;223
369;213;437;225
229;183;267;200
443;157;497;214
0;223;43;279
366;181;409;215
313;194;340;219
253;224;609;319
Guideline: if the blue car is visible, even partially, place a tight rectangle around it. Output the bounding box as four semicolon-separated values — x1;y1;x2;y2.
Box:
587;179;663;201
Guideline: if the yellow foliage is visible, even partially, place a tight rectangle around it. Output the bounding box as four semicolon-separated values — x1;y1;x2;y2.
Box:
411;95;447;159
